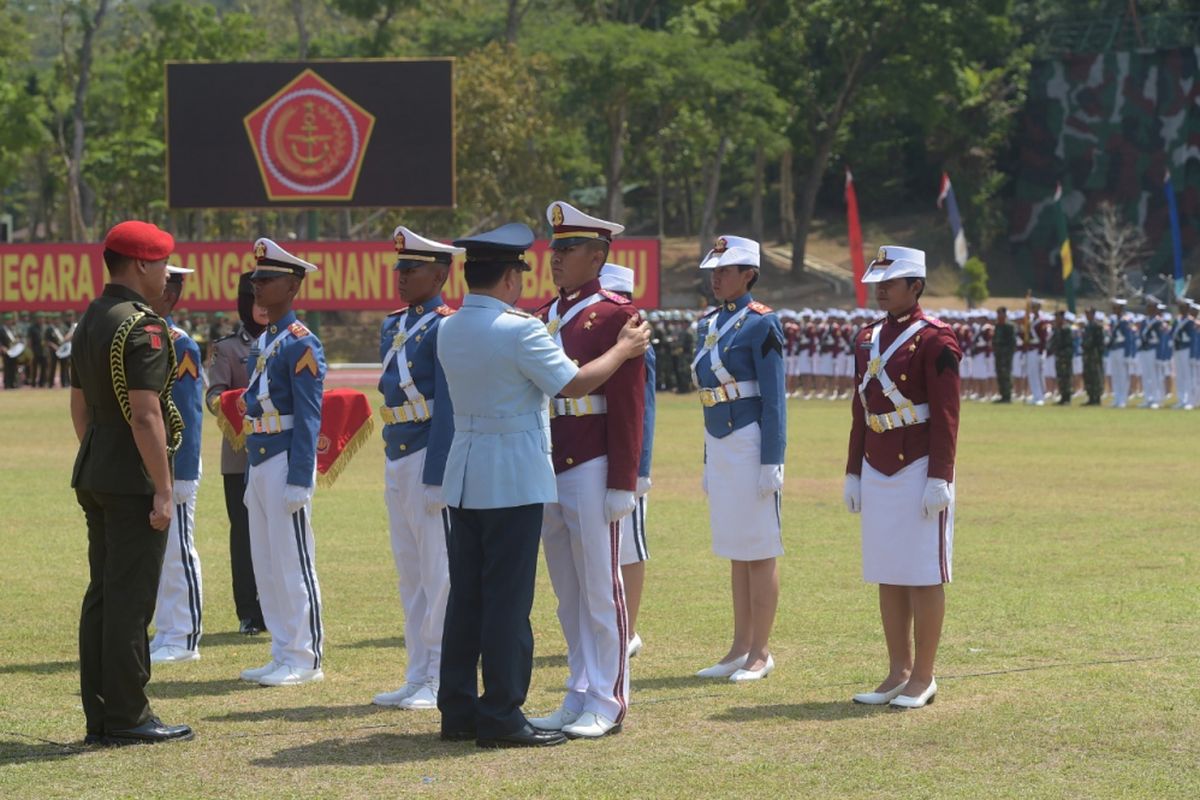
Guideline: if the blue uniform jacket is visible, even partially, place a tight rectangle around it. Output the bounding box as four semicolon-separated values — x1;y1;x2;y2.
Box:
1192;321;1200;359
168;317;204;482
1141;317;1163;353
378;295;454;485
1155;319;1173;360
639;345;656;478
693;293;787;465
1110;316;1137;358
245;310;326;488
1172;316;1194;355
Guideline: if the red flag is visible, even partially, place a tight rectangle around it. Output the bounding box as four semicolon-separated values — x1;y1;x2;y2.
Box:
315;388;375;488
845;167;867;307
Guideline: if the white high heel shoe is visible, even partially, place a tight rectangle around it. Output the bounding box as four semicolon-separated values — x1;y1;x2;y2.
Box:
695;653;748;678
852;680;908;705
889;678;937;709
729;654;774;682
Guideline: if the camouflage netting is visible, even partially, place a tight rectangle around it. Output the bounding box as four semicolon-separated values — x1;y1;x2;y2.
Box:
1011;46;1200;296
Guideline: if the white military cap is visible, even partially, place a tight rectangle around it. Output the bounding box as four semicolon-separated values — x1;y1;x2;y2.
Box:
392;225;463;268
1111;298;1127;306
599;262;635;293
251;237;317;279
165;261;194;284
546;201;624;248
700;235;760;269
861;245;925;283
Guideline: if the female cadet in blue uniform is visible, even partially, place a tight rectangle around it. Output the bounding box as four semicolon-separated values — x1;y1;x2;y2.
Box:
692;235;787;682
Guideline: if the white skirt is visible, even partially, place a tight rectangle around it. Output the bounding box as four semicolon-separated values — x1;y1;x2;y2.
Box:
704;422;784;561
860;456;953;586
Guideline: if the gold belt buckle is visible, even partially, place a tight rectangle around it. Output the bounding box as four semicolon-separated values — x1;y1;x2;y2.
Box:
414;396;430;421
895;401;915;424
699;389;716;407
868;415;885;434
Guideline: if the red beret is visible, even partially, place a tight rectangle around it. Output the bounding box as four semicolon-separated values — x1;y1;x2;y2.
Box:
103;220;175;261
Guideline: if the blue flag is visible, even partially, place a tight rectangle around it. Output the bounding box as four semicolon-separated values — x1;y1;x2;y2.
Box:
1165;169;1184;299
937;172;968;268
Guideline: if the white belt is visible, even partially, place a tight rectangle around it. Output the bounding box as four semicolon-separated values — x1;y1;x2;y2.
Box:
380;399;434;424
866;402;930;434
245;413;294;434
550;395;607;418
698;380;760;407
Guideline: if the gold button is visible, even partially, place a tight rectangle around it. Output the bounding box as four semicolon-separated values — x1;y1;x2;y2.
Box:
407;361;413;368
898;453;905;461
415;335;422;342
572;359;580;365
259;447;266;455
566;457;574;465
269;325;277;334
415;305;424;314
727;421;733;428
400;444;407;451
900;374;907;381
866;452;871;458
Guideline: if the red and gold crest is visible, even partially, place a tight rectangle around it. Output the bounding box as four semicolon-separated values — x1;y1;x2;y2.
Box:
244;69;376;202
394;231;407;254
551;204;565;226
714;237;728;253
254;241;268;260
316;433;331;455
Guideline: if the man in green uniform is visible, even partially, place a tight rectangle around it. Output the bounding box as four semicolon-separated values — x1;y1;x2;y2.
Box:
70;220;193;747
991;306;1015;403
1050;309;1073;405
1081;307;1105;406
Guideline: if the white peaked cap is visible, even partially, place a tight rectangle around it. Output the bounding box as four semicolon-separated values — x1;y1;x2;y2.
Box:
166;263;194;274
252;237;317;277
546;200;624;244
599;263;635;293
861;245;925;283
700;235;760;269
392;225;464;261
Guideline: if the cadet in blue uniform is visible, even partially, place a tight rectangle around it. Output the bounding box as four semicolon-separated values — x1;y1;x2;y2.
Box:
238;238;327;687
1171;298;1194;409
435;223;650;749
692;235;787;683
1190;302;1200;408
601;264;656;660
149;263;205;664
1138;300;1165;408
372;226;459;710
1107;299;1134;408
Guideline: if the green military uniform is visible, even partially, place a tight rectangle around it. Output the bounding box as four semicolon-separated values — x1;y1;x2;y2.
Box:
992;320;1015;402
72;283;182;738
1050;320;1073;405
1082;317;1105;405
673;320;695;392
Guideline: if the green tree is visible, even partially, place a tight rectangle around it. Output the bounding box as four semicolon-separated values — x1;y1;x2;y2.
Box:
959;255;990;308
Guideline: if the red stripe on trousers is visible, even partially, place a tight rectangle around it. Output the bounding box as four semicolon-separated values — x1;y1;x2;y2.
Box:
609;520;628;723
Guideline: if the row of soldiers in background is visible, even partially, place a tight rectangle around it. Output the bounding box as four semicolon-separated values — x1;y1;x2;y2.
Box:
0;309;76;388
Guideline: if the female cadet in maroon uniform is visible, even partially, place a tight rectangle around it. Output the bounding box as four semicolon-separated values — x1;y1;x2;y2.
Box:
842;246;960;710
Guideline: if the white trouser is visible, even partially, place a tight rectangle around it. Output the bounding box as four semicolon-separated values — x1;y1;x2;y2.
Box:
619;494;648;566
1137;351;1160;402
1173;350;1193;405
151;491;203;652
541;456;629;724
1193;359;1200;401
245;452;324;670
1025;351;1045;400
1108;351;1130;405
384;450;450;687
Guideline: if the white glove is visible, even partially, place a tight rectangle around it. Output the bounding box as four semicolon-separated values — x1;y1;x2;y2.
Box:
423;484;446;515
636;476;652;498
843;474;861;513
284;484;313;515
604;489;637;523
172;479;199;505
757;464;784;498
921;478;953;519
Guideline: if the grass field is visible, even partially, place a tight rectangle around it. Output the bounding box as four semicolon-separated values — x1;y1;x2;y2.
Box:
0;387;1196;799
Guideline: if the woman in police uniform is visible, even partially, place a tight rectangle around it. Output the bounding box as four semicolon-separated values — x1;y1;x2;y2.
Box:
692;236;786;683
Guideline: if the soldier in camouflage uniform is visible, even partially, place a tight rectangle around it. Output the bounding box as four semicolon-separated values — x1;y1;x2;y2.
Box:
1050;310;1074;405
992;306;1015;403
673;313;695;393
1081;307;1105;405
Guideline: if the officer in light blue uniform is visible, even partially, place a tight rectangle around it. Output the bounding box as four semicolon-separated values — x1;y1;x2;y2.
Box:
435;223;650;749
1107;299;1135;407
239;238;328;687
1171;298;1195;409
372;226;459;711
1138;300;1165;408
149;263;205;664
692;234;786;683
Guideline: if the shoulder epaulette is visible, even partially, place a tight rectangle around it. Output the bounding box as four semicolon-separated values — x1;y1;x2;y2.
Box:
289;321;310;337
504;308;532;318
169;327;183;342
435;305;455;316
747;301;773;314
213;332;237;345
600;289;631;305
533;298;555;315
700;307;719;320
131;301;154;315
386;307;408;317
922;316;951;329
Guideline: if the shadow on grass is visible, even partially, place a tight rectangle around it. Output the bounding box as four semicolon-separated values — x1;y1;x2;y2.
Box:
0;738;84;765
632;674;719;692
193;631;269;647
251;731;478;767
205;704;387;724
709;701;878;723
532;653;567;668
149;678;259;699
345;636;405;650
0;660;76;675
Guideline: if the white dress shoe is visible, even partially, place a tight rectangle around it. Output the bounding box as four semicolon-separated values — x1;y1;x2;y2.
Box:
730;654;774;682
627;633;643;658
561;711;621;739
695;653;748;678
240;660;280;682
852;680;908;705
528;705;582;731
398;685;438;710
372;683;421;707
150;645;200;664
889;679;937;709
258;664;325;687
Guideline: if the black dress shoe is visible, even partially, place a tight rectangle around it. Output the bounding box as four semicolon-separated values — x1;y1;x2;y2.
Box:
103;717;194;746
239;619;265;635
476;723;567;749
439;728;476;742
83;733;104;746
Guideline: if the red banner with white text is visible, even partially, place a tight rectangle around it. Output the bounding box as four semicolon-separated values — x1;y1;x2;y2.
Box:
0;239;661;313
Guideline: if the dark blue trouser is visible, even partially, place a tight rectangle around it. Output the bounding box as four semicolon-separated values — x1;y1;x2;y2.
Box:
438;503;543;739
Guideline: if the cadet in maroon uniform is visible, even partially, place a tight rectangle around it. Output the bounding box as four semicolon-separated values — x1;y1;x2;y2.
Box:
529;201;645;739
843;246;961;710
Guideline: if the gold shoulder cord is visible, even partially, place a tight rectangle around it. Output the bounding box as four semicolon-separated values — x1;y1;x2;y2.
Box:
110;310;184;456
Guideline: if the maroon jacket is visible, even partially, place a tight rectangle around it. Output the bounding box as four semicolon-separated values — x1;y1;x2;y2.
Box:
845;304;961;483
536;278;645;491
